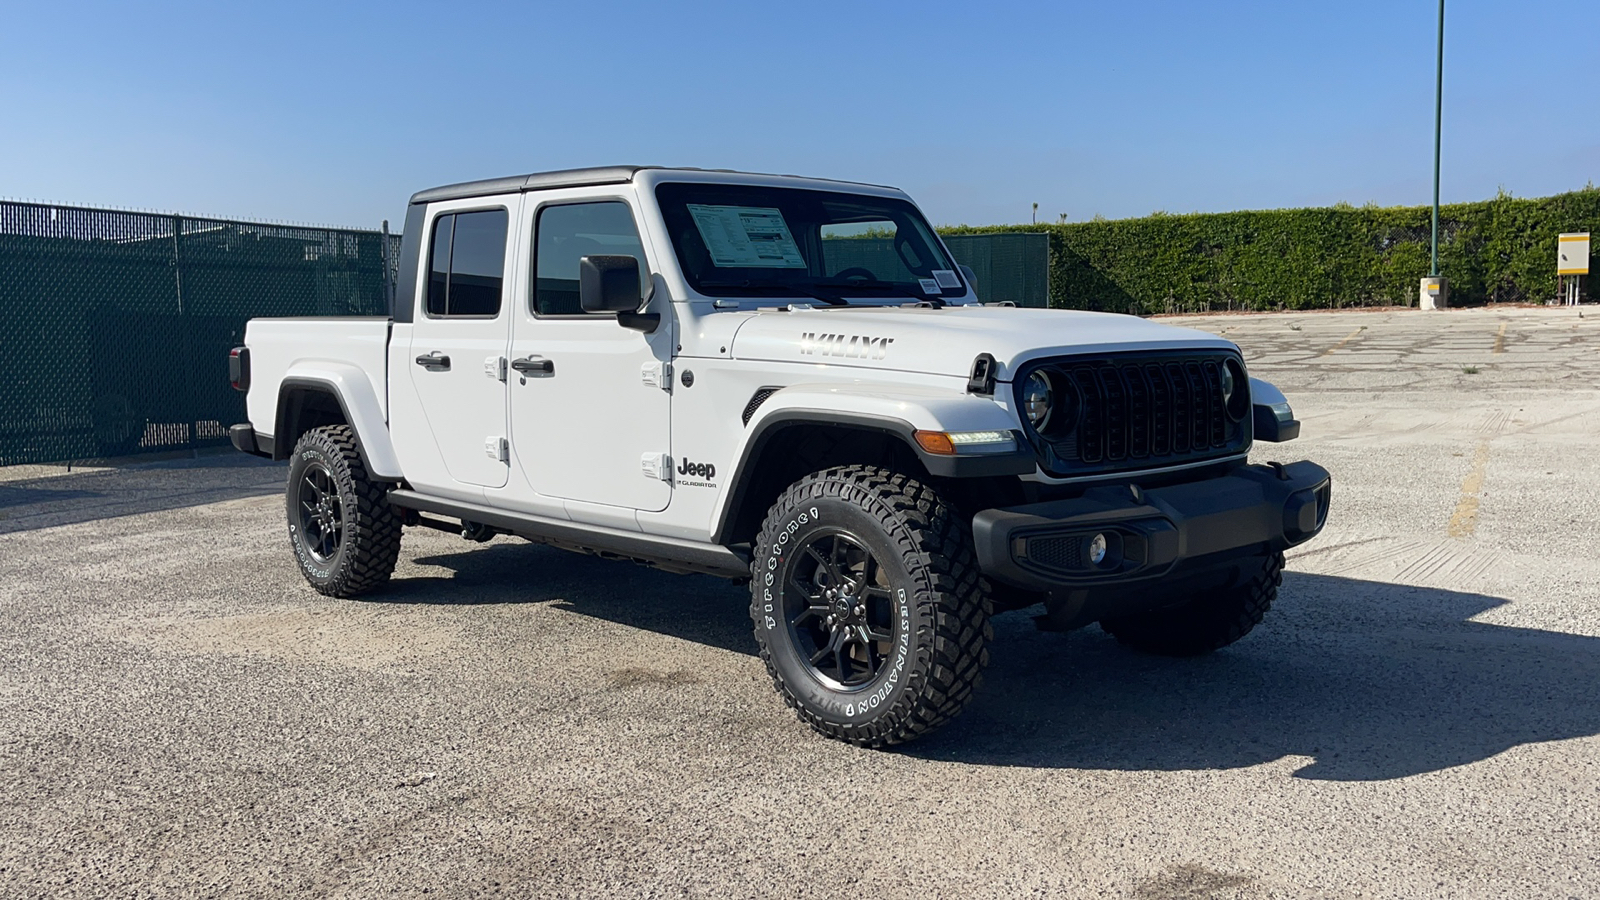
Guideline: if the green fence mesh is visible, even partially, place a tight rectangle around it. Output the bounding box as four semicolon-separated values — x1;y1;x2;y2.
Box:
941;232;1050;307
0;200;1046;467
0;201;399;466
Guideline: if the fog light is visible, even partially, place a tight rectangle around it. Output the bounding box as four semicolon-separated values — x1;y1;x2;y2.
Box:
1088;533;1108;565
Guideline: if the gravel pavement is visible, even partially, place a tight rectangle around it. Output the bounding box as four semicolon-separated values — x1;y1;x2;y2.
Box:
1;306;1596;898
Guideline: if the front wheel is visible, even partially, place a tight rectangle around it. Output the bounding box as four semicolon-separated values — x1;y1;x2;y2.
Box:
285;425;402;597
750;465;992;747
1100;551;1283;656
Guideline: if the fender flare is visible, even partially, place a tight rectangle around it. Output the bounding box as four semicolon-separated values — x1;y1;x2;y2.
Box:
709;385;1035;545
275;362;404;479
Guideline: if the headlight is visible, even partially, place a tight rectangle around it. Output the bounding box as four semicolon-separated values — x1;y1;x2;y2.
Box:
1222;358;1248;421
1023;371;1052;430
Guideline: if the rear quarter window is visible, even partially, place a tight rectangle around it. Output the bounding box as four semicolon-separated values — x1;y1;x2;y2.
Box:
425;208;508;317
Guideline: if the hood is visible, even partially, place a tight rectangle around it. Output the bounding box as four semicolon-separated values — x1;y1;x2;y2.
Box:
729;306;1237;381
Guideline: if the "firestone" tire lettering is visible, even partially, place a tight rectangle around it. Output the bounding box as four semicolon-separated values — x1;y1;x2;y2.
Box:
761;506;817;630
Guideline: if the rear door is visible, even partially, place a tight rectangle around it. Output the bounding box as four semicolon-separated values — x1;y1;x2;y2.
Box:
403;203;515;491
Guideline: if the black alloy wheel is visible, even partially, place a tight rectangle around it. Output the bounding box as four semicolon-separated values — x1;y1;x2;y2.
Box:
750;465;992;747
284;424;402;597
786;530;898;690
295;462;345;564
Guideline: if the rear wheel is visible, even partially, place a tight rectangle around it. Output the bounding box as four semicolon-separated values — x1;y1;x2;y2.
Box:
285;425;401;597
750;465;991;747
1100;551;1283;656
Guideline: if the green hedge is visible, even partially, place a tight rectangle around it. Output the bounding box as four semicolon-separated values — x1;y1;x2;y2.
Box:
942;188;1599;314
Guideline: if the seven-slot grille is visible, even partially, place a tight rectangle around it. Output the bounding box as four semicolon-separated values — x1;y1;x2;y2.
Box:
1022;352;1247;475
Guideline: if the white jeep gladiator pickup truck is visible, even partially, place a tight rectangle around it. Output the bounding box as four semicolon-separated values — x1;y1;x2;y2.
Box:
228;165;1330;747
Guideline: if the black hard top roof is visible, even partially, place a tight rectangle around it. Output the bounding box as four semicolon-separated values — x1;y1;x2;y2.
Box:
408;165;890;205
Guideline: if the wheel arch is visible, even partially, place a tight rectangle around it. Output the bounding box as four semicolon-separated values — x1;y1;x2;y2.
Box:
274;368;402;479
710;403;1034;547
712;412;926;547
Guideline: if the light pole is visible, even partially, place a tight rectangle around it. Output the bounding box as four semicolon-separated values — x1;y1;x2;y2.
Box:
1421;0;1448;309
1431;0;1444;278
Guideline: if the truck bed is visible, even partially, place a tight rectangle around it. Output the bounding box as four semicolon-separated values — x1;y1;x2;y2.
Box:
242;317;392;443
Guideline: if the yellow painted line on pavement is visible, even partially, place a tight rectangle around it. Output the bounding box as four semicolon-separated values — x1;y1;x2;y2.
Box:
1493;322;1507;355
1320;327;1365;356
1447;441;1491;538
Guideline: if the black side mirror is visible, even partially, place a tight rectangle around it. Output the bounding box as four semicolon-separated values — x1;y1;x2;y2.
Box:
578;254;659;333
579;255;642;313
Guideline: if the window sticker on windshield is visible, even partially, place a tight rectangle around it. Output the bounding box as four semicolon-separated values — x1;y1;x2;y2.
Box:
918;277;941;295
932;269;962;289
687;204;807;268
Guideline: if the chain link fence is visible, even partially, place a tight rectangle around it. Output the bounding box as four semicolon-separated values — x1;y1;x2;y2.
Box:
0;199;1047;467
942;232;1050;307
0;201;399;466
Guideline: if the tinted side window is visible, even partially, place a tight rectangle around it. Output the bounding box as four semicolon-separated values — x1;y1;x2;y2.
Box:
426;215;453;316
535;202;647;316
424;209;508;317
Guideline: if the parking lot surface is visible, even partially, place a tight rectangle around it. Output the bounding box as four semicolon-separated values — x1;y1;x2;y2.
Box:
2;306;1597;899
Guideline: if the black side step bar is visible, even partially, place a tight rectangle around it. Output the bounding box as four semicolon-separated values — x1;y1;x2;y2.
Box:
386;489;751;579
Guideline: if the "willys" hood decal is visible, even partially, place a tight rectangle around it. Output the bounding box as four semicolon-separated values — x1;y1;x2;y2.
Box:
799;333;895;360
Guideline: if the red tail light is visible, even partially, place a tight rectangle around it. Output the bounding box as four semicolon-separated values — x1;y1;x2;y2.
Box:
229;347;250;392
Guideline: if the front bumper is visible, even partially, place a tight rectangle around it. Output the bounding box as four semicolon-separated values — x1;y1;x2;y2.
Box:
972;460;1331;591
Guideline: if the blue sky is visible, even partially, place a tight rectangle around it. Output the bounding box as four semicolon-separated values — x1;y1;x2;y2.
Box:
1;1;1594;230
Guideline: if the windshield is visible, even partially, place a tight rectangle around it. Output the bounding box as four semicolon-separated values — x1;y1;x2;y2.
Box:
655;182;967;302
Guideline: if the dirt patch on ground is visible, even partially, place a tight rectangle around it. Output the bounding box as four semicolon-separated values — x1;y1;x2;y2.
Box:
605;667;700;690
1133;863;1255;900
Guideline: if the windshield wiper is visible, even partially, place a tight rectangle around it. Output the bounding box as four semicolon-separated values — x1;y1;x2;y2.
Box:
698;278;848;306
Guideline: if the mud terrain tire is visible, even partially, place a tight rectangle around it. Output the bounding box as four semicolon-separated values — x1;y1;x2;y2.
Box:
1100;551;1284;656
285;425;401;597
750;465;991;747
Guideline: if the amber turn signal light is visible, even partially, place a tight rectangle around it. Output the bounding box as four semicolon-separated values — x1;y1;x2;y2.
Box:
914;430;957;455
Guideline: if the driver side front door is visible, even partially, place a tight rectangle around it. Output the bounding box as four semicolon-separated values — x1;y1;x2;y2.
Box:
502;197;673;517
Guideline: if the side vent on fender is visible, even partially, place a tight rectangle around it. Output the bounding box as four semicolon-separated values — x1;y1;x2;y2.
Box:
742;387;781;425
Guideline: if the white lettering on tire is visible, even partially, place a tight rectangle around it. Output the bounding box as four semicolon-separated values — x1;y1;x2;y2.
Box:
761;506;824;632
763;497;918;722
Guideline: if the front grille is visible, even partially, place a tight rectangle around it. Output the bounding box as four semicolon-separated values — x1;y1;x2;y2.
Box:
1019;351;1248;476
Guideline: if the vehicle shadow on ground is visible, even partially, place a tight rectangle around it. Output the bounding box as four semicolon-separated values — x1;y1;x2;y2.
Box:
372;542;1600;782
373;540;757;656
0;454;283;535
912;571;1600;781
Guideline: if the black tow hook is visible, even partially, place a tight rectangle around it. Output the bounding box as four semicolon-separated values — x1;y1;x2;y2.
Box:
1266;461;1291;481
